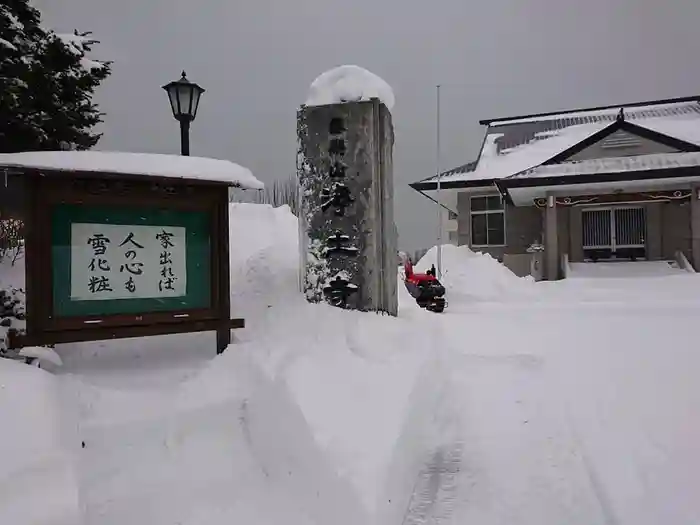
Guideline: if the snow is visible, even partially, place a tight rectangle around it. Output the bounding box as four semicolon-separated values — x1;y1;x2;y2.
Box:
54;33;94;55
0;360;82;525
637;116;700;147
1;8;22;31
2;203;700;524
568;260;686;278
19;346;63;367
423;100;700;187
80;58;105;71
0;151;263;189
452;121;610;182
0;37;16;51
488;99;700;126
421;122;611;186
515;151;700;179
305;65;395;111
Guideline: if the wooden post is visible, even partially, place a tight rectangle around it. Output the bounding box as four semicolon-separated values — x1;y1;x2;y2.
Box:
691;185;700;268
545;194;559;280
216;191;231;354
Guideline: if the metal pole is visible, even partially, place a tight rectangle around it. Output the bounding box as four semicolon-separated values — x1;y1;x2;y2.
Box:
179;118;191;156
436;84;442;279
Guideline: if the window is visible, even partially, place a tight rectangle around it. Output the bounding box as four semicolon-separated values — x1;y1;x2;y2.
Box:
470;195;505;246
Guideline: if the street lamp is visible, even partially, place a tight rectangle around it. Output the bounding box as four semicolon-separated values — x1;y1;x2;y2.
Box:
162;71;205;156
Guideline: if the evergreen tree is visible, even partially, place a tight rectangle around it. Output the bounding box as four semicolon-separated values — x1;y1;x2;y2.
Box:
0;0;111;152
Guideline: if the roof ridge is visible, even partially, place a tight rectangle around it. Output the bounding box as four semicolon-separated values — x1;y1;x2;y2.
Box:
480;95;700;126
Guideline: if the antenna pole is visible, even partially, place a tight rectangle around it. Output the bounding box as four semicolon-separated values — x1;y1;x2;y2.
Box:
436;84;443;279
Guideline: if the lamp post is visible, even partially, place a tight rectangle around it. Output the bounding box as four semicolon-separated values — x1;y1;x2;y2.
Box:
162;71;205;156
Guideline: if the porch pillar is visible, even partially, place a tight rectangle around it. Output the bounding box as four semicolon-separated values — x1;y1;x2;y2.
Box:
545;194;559;280
645;203;663;260
569;207;584;262
691;185;700;267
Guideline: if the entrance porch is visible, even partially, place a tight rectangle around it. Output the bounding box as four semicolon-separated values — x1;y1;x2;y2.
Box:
536;189;700;280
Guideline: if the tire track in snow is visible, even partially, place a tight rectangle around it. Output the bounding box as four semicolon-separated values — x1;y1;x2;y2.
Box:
401;442;464;525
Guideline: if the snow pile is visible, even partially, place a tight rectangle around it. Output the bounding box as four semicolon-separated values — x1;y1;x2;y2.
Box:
0;151;264;189
229;203;300;317
227;204;443;518
3;202;700;525
305;65;395;111
415;244;535;302
0;360;81;525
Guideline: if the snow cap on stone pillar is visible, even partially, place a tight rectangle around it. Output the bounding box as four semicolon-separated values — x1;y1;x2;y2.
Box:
304;65;395;111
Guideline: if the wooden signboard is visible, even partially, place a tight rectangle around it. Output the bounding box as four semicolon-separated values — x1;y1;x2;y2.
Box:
13;170;242;354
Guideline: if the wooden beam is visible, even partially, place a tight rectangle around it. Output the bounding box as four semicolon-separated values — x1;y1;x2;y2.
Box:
9;318;244;349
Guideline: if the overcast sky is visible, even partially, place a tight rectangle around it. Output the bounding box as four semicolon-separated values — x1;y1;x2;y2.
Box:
35;0;700;251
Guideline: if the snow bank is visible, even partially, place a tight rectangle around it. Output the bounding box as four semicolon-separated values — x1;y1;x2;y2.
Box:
305;65;395;111
4;200;700;525
415;244;535;302
229;203;300;317
0;360;81;525
227;203;440;518
0;151;263;189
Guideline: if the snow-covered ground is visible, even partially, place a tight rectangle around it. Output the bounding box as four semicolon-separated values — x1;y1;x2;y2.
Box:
2;203;700;525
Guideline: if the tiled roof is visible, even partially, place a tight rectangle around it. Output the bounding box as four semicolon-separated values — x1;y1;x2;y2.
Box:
510;151;700;180
487;100;700;154
412;96;700;190
410;160;478;187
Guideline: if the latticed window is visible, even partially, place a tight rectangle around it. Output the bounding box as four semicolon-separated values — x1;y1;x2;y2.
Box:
470;195;505;246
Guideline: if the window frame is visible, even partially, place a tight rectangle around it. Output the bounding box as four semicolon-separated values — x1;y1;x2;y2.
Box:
469;194;506;248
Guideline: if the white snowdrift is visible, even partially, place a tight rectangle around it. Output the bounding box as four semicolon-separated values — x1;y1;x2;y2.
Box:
305;65;395;110
415;244;536;302
0;360;81;525
2;203;700;525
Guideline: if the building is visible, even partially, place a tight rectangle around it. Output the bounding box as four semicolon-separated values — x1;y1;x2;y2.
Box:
410;95;700;280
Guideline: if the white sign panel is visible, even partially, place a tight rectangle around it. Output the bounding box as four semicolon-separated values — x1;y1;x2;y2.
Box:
70;223;187;301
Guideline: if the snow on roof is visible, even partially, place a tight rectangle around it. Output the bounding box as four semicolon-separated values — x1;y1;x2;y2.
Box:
511;151;700;180
305;65;395;111
0;151;264;189
636;116;700;147
432;122;610;184
488;100;700;126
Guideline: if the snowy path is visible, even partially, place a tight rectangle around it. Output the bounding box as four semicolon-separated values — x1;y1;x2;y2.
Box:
4;206;700;525
402;443;464;525
567;260;685;278
393;279;700;525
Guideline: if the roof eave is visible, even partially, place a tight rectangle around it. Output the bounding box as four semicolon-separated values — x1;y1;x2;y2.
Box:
499;165;700;190
409;178;498;191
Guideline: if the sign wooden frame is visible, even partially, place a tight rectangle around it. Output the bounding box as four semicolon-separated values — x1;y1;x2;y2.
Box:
14;169;242;354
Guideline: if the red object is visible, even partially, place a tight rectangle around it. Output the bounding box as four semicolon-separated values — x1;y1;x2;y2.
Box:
404;260;440;286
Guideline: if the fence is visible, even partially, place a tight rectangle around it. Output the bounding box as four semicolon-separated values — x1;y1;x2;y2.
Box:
229;175;299;216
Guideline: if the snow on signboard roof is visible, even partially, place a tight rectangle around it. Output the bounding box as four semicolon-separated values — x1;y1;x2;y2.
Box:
305;65;395;111
511;151;700;179
0;151;264;189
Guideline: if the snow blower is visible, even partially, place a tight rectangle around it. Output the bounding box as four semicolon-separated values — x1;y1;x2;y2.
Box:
402;258;446;313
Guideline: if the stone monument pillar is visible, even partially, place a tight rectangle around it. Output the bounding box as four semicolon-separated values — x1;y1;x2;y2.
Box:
297;77;397;315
